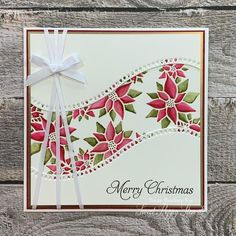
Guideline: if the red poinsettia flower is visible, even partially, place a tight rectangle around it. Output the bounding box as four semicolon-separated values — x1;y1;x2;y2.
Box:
31;105;43;122
91;122;132;159
89;83;134;119
189;123;200;132
72;106;95;120
47;151;94;175
31;117;76;162
76;150;94;171
147;76;195;124
159;63;186;79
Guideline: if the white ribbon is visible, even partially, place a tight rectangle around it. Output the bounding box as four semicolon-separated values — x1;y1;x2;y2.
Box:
26;29;84;209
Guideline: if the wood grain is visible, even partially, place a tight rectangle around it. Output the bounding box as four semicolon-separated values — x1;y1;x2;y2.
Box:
0;10;236;98
0;184;235;235
0;97;235;182
0;0;236;9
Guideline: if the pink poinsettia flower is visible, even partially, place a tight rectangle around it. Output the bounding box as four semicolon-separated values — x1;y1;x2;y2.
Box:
31;117;76;162
47;152;94;175
91;122;132;159
72;106;95;120
76;150;94;171
31;105;43;122
160;63;186;79
89;83;134;119
147;76;196;124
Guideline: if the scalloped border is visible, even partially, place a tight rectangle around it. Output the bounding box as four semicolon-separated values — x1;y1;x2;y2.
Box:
31;58;200;111
31;126;200;180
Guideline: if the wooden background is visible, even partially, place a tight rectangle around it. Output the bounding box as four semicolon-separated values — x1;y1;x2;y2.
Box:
0;0;236;235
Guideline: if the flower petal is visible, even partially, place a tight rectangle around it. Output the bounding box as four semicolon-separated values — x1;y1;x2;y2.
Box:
190;124;200;132
104;150;113;159
159;72;166;79
175;93;185;103
114;100;124;119
50;142;65;162
31;123;43;131
114;131;123;144
91;142;109;152
177;70;185;78
163;65;171;71
47;165;56;172
175;63;184;69
164;75;177;99
176;102;196;112
60;137;67;145
42;117;55;133
147;99;166;109
87;110;95;117
31;131;45;141
157;109;167;122
158;91;169;101
90;96;108;109
117;138;132;150
167;107;177;124
106;99;113;112
93;133;106;141
120;95;135;104
106;122;115;141
116;83;131;97
60;127;76;136
73;109;80;119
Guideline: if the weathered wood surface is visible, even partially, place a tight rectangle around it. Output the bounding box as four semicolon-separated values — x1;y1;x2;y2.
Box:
0;97;235;182
0;10;236;98
0;184;235;235
0;0;236;9
0;2;235;235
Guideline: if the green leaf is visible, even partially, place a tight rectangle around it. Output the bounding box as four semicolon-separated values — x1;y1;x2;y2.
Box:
161;117;170;128
124;130;133;138
183;92;199;103
178;113;188;123
85;115;89;120
156;82;163;91
125;104;136;114
44;148;52;165
178;79;189;93
187;113;192;120
31;143;42;155
182;67;189;71
128;89;142;98
115;122;122;134
67;116;72;125
137;78;143;83
96;122;105;133
93;154;104;165
79;148;84;155
84;137;98;147
71;136;79;142
67;111;72;116
78;116;82;122
51;112;56;122
193;118;200;124
109;110;116;121
159;67;164;72
147;93;158;99
50;158;56;164
146;109;158;118
175;77;182;84
99;108;106;118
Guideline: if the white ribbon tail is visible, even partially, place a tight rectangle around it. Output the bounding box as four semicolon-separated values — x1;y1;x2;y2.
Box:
32;84;57;209
55;77;84;209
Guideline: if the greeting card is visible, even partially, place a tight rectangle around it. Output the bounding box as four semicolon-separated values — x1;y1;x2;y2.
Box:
24;28;208;211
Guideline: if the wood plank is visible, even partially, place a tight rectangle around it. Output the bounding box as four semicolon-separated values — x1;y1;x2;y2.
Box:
0;9;236;98
0;184;235;235
0;97;235;182
0;0;236;9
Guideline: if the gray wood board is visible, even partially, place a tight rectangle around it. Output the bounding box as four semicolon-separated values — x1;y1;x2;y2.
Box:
0;184;235;235
0;10;236;98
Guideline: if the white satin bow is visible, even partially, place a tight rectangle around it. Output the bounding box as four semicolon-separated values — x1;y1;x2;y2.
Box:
25;29;84;210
